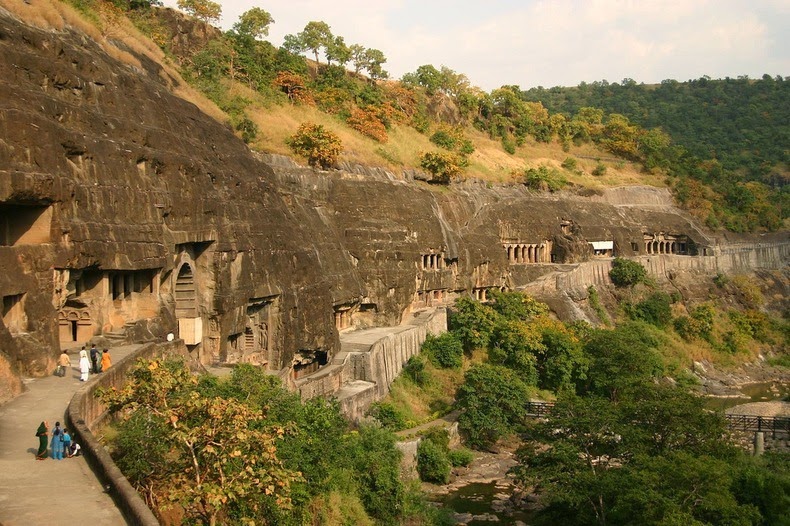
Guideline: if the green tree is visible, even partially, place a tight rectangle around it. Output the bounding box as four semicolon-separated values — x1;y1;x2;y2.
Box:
363;48;388;80
515;386;755;526
299;21;332;64
100;360;299;526
627;291;673;327
176;0;221;24
488;289;549;321
609;257;647;287
421;332;464;369
287;122;342;169
401;64;442;93
582;323;663;401
349;44;367;75
325;35;351;66
448;296;499;352
348;425;405;524
232;7;273;40
489;319;541;384
456;364;532;448
539;327;588;392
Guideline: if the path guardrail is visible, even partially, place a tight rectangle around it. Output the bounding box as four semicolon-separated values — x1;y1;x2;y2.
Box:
526;402;788;438
725;414;790;438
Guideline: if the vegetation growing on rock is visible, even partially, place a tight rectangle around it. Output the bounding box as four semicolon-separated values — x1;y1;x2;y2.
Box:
66;0;788;232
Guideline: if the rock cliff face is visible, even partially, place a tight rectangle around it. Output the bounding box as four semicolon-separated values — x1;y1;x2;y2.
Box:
0;9;786;402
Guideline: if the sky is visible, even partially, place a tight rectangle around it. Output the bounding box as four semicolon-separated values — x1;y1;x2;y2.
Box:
161;0;790;91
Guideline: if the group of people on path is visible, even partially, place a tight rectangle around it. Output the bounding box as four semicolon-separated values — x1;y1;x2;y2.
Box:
35;420;81;460
56;343;112;381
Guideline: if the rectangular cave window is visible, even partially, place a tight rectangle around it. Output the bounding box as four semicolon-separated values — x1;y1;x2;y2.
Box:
0;204;52;246
110;273;124;300
631;242;639;252
2;294;26;333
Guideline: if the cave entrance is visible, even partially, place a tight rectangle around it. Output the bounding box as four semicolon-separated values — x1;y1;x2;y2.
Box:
175;264;197;318
0;204;52;246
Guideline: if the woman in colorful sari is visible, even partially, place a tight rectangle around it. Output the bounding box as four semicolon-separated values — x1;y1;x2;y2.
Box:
35;421;48;460
101;348;112;372
51;422;64;460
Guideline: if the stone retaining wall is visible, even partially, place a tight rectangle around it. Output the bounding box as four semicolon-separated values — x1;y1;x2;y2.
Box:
524;242;788;296
297;308;447;420
66;340;192;526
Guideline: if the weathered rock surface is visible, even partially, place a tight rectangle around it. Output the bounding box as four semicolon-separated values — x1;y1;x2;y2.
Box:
0;8;787;402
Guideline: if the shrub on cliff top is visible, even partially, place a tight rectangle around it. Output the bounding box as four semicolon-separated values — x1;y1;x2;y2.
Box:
287;122;342;169
609;257;647;287
419;151;462;184
422;332;463;369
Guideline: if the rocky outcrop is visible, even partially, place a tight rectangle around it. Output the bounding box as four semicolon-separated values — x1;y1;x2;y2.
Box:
0;8;787;402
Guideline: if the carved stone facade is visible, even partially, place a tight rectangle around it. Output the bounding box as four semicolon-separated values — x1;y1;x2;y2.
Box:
644;232;689;255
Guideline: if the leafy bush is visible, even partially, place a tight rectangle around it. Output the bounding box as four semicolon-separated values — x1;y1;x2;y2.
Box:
416;439;451;484
674;303;716;342
368;401;408;430
456;364;532;448
273;71;314;105
420;151;462;183
522;165;567;192
234;115;258;143
609;257;647;287
422;333;464;369
430;129;456;149
287;122;342;169
458;139;475;155
347;107;388;142
502;136;516;154
448;297;499;352
488;289;549;321
561;156;578;171
447;449;474;467
627;291;673;327
729;309;772;342
348;425;405;524
403;355;430;386
592;162;607;176
713;272;729;288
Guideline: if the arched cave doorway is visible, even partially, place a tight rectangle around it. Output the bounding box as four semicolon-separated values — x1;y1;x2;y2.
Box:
175;264;197;318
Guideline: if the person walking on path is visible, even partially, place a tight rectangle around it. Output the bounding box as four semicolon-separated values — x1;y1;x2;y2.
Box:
35;421;48;460
56;350;70;377
50;422;64;460
90;343;100;373
79;349;90;382
62;428;72;457
101;348;112;372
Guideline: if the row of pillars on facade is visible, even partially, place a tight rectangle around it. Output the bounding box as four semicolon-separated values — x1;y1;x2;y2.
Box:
505;243;551;264
422;253;444;270
645;240;682;255
334;309;352;330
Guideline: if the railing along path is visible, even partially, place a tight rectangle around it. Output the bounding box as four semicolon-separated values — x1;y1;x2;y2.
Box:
525;401;789;437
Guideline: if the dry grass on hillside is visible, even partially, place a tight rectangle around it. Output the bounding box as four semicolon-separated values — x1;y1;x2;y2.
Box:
2;1;665;188
0;0;227;124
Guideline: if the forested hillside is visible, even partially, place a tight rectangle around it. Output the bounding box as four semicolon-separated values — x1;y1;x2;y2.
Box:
521;76;789;180
41;0;789;234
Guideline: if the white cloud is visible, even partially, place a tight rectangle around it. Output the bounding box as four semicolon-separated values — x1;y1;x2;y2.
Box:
161;0;789;89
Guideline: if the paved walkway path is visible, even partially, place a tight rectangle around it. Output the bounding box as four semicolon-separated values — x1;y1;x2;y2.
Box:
0;345;141;526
